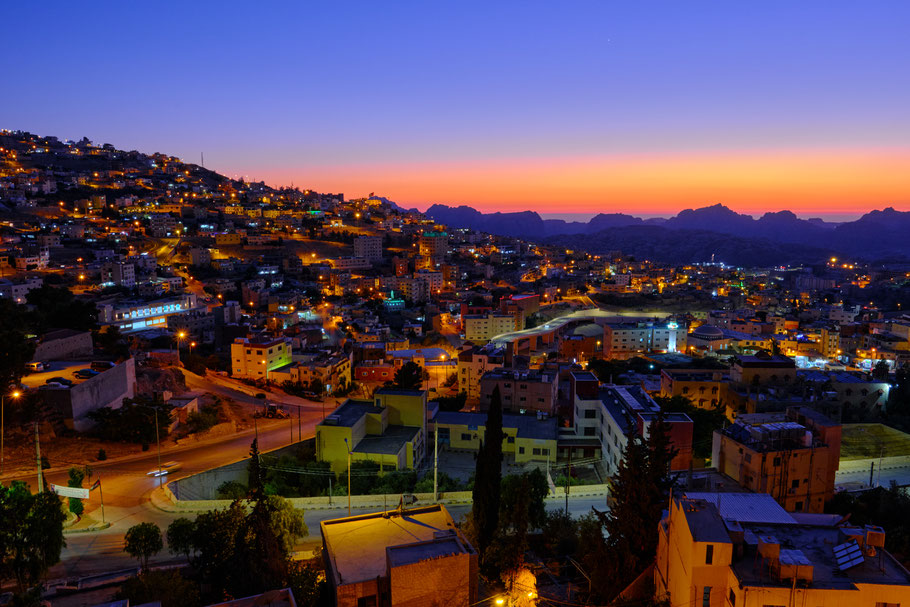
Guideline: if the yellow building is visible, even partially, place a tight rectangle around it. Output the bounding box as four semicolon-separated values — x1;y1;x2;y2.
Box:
317;389;427;474
463;313;517;343
230;336;292;379
321;504;478;607
656;493;910;607
433;410;557;465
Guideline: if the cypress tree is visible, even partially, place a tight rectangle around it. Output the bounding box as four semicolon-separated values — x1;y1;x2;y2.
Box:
472;385;503;565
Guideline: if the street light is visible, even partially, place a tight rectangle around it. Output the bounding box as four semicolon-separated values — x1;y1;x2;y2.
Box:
344;438;353;515
176;331;187;366
1;390;22;475
261;359;269;382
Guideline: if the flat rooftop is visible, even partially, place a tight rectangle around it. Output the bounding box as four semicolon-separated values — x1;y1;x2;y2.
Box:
321;505;469;585
352;425;419;455
320;399;381;428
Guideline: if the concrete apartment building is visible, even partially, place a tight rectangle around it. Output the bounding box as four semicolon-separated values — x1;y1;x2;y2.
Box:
571;373;693;475
230;336;293;379
730;353;797;385
602;321;687;359
660;369;729;410
457;343;505;400
479;367;558;415
463;313;516;343
418;230;448;267
711;407;841;513
656;493;910;607
353;235;383;262
321;505;477;607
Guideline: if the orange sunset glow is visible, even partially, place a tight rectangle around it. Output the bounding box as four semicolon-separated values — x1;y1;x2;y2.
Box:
262;147;910;218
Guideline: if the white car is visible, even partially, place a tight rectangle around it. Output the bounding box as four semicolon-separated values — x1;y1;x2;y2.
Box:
147;461;181;477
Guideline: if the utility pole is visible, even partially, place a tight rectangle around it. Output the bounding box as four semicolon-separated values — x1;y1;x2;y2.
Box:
2;390;21;475
154;408;162;476
565;448;571;515
433;425;438;502
35;422;44;492
344;438;352;516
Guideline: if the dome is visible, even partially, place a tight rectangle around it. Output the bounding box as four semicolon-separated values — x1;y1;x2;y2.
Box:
691;325;724;340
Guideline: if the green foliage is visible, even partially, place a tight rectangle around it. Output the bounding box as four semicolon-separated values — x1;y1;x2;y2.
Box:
166;517;196;561
26;284;97;332
117;569;200;607
217;480;248;500
588;412;678;602
87;397;173;444
827;487;910;563
392;361;424;390
67;467;85;516
185;403;220;434
472;385;503;568
414;471;462;493
124;522;163;570
0;298;35;391
94;325;130;361
654;394;725;460
0;482;67;593
436;391;467;412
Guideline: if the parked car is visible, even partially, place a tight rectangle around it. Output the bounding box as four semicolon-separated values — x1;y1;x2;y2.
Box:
25;361;45;373
74;368;99;379
45;376;73;386
91;360;116;372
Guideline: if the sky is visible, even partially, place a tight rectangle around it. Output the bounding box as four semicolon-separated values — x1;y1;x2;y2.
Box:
2;1;909;220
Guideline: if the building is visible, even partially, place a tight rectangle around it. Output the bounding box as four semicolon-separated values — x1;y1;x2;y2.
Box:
602;320;687;359
353;235;383;262
0;275;43;303
660;369;729;410
711;407;841;513
215;233;243;246
97;293;200;332
457;343;506;400
32;328;93;361
730;353;797;385
100;261;136;288
190;247;212;266
464;313;516;344
418;230;448;267
656;492;910;607
479;367;558;415
316;389;427;474
230;336;293;379
572;374;693;475
434;410;557;464
321;505;477;607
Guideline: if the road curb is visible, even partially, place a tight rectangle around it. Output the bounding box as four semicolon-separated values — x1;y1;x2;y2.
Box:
64;521;112;534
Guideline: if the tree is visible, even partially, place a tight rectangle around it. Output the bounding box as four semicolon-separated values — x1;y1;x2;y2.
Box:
0;298;35;390
391;361;424;390
0;482;67;594
589;414;678;602
873;360;891;381
166;517;196;563
124;522;163;571
472;385;503;568
117;569;201;607
25;285;97;332
66;467;85;516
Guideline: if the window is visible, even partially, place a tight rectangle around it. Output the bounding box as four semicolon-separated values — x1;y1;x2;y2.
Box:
357;596;377;607
791;479;800;489
794;501;803;512
584;427;596;436
584;409;596;419
507;436;515;443
542;448;549;456
518;447;525;454
461;433;472;441
744;453;752;463
702;587;711;607
532;448;541;456
705;544;713;564
773;457;781;467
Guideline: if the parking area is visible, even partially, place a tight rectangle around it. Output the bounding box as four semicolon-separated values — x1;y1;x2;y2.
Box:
20;361;96;388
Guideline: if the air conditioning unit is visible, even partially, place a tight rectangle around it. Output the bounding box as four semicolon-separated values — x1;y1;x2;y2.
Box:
865;525;886;548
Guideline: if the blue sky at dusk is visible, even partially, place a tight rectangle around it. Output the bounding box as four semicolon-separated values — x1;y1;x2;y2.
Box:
2;1;908;219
